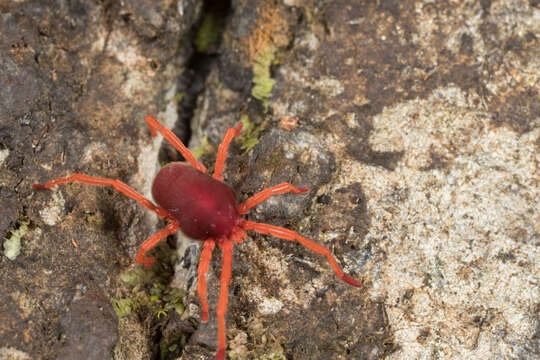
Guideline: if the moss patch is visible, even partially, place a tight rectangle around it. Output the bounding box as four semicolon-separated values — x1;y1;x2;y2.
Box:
192;135;213;159
112;244;185;320
112;298;135;318
195;12;224;53
238;114;267;153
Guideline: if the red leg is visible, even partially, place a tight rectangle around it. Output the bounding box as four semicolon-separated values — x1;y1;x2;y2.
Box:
237;183;309;214
230;227;247;245
242;221;362;287
213;122;242;181
145;115;207;173
33;174;169;218
197;238;216;322
216;239;234;360
135;219;180;268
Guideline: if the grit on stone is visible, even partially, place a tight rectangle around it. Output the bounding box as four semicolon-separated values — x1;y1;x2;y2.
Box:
349;88;539;359
176;0;539;358
2;0;538;359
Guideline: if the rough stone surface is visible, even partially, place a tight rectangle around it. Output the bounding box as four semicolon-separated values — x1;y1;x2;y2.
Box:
0;0;200;359
2;0;538;359
0;347;31;360
174;0;539;359
56;291;118;360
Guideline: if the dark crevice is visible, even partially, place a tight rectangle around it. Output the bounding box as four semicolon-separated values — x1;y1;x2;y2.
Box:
158;0;232;165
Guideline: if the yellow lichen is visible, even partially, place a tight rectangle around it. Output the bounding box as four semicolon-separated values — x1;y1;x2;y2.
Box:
238;114;267;153
251;44;277;107
3;221;29;260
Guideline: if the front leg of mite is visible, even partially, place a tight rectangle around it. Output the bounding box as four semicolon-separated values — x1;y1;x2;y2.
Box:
135;219;180;268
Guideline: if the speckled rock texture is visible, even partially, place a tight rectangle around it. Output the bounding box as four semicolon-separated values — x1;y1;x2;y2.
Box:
172;0;539;359
0;0;201;359
1;0;538;360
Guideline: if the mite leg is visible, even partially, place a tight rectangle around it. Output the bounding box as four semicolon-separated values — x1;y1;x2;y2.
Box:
197;239;216;322
135;220;180;268
243;221;362;287
230;227;247;245
216;239;234;360
145;115;207;173
33;174;169;218
213;122;242;181
237;183;308;214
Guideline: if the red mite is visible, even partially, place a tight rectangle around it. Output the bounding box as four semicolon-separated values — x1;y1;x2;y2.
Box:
33;116;362;359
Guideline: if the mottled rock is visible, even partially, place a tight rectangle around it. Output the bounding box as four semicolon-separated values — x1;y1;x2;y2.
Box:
0;0;201;358
3;0;537;359
57;291;118;360
174;0;539;359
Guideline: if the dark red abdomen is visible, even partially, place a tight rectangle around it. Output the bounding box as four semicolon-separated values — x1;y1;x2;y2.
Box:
152;162;240;240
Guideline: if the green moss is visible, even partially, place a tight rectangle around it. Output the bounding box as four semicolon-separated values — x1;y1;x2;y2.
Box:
238;114;267;153
149;282;185;317
113;243;185;320
192;135;213;159
3;220;29;260
162;287;185;315
120;265;152;286
112;298;135;318
195;12;223;53
251;44;277;109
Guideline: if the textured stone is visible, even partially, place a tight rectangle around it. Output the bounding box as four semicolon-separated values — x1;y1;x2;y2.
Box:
174;0;539;359
0;0;201;358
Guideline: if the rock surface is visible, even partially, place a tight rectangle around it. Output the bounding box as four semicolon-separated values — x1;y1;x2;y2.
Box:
0;0;200;359
1;0;538;360
175;0;539;359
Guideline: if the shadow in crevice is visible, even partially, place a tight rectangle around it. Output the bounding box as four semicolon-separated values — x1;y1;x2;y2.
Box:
158;0;232;166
